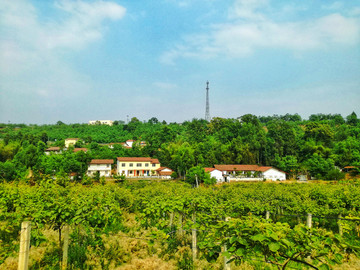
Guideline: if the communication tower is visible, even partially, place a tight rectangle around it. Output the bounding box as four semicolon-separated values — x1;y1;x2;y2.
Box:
205;81;210;121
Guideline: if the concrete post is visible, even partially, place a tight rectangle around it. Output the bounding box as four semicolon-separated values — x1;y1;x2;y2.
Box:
18;221;31;270
306;213;312;228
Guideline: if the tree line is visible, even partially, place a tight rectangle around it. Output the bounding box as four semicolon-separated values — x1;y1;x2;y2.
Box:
0;112;359;182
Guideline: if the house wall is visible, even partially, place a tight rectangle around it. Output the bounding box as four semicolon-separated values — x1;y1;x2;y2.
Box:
87;163;112;177
209;170;223;182
117;160;160;177
263;168;286;181
89;120;114;126
65;139;78;148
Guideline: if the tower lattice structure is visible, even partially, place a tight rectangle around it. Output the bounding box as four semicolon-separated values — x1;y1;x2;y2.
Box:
205;81;210;121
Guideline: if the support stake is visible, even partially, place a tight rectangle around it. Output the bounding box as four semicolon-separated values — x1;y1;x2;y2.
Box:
18;221;31;270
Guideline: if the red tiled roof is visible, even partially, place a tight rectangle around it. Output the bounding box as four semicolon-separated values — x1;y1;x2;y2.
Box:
46;147;61;151
65;138;79;140
116;157;160;164
159;171;173;176
74;148;88;152
214;164;286;174
257;166;273;172
214;164;260;171
204;168;215;172
90;159;114;164
155;167;172;172
344;166;356;169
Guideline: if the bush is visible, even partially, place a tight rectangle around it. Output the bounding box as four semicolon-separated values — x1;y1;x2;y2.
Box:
326;168;345;180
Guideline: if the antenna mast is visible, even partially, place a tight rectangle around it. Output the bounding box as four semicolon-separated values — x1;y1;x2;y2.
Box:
205;81;210;121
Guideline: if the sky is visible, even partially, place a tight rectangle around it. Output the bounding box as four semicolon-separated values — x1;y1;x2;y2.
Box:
0;0;359;124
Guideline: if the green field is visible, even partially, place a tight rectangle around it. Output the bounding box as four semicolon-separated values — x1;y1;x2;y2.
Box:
1;180;360;269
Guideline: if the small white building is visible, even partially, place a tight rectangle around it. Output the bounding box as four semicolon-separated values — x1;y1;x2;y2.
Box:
88;120;114;126
204;168;224;182
87;159;114;177
259;167;286;181
155;167;173;179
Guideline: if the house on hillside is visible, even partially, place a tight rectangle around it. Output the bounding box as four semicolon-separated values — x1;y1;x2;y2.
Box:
117;157;161;177
74;148;88;153
155;167;173;179
108;143;123;149
45;147;61;155
213;164;286;182
88;120;114;126
65;138;80;148
204;168;224;182
87;159;114;177
121;140;146;149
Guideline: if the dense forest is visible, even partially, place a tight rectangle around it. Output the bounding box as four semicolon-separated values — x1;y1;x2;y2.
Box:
0;112;359;182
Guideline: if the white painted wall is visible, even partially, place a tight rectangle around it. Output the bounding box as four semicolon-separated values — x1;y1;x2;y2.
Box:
263;168;286;181
87;163;112;177
209;169;223;182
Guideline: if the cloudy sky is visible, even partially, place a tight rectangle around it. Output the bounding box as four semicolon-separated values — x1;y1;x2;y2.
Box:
0;0;359;124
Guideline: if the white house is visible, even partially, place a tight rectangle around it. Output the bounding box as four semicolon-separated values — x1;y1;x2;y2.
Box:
121;140;146;149
258;166;286;181
155;167;173;179
88;120;114;126
213;164;286;181
87;159;114;177
204;168;224;182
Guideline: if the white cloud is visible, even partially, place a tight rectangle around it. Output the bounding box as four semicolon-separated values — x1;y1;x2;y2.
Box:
322;2;343;10
161;1;360;63
0;0;126;123
229;0;268;20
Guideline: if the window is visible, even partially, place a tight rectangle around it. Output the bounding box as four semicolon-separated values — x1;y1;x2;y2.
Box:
107;164;109;167
152;164;156;167
129;163;133;167
122;163;125;167
129;170;133;174
145;163;149;167
137;163;142;167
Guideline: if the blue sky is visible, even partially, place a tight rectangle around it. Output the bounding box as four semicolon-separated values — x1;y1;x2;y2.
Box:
0;0;359;124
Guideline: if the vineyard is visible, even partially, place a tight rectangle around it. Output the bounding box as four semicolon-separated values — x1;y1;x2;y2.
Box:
1;180;360;269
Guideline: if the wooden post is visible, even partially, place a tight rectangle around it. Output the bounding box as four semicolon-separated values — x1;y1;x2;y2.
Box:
192;213;197;262
18;221;31;270
306;213;312;228
62;225;70;270
265;210;270;220
338;214;343;236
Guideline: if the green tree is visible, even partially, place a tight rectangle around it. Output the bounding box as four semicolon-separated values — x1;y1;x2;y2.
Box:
346;111;359;126
185;166;214;186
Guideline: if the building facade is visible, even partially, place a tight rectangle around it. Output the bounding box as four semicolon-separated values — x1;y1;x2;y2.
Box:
87;159;114;177
88;120;114;126
213;164;286;181
65;138;80;148
117;157;161;177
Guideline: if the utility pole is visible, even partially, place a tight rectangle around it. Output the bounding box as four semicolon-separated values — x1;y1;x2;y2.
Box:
205;81;210;122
